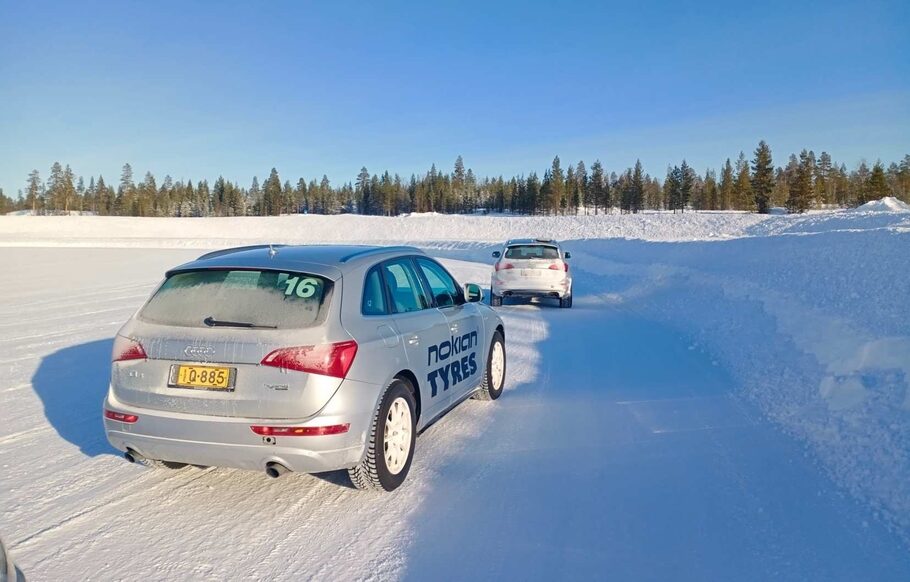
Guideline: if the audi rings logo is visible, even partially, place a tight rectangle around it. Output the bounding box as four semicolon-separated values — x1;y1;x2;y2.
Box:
184;345;216;359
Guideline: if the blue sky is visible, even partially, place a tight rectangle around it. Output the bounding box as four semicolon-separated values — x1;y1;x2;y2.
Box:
1;0;907;194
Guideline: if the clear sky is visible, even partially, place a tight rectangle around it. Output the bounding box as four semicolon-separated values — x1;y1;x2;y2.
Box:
1;0;908;195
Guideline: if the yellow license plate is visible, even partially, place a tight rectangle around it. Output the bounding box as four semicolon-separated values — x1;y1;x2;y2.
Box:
172;365;234;390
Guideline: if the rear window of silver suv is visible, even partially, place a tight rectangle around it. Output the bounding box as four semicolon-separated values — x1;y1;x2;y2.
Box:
139;269;333;329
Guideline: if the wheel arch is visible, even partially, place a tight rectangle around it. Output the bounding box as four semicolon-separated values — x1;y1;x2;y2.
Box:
393;369;421;423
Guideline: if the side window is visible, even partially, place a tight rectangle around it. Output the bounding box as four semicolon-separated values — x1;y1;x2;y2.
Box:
416;258;463;308
362;266;387;315
381;259;430;313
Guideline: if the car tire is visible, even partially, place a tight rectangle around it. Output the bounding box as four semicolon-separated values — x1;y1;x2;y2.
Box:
154;460;189;470
560;294;573;308
491;293;502;307
473;331;506;401
349;378;417;492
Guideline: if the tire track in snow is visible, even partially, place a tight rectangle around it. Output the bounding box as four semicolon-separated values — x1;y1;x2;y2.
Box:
0;296;148;329
0;281;155;310
9;466;216;554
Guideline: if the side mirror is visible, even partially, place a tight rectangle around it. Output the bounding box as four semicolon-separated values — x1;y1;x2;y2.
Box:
492;250;501;258
564;251;571;259
464;283;483;303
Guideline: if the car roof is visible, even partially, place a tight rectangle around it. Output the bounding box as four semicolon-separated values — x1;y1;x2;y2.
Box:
504;238;560;246
167;244;426;280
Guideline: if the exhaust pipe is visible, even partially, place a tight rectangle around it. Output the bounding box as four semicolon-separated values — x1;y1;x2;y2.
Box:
124;449;146;464
266;462;290;479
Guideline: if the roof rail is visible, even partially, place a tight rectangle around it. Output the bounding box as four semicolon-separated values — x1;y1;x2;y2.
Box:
339;245;423;263
197;244;287;261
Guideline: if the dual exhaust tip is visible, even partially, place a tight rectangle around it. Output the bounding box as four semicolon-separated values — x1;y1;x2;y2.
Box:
125;449;291;479
265;462;290;479
124;449;145;464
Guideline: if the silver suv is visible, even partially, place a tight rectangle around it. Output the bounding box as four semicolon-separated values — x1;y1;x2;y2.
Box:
103;245;506;491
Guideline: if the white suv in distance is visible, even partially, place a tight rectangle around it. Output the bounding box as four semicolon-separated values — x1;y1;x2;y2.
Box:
490;239;573;308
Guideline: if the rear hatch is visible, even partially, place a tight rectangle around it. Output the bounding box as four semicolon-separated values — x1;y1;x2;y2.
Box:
111;268;350;420
496;244;567;285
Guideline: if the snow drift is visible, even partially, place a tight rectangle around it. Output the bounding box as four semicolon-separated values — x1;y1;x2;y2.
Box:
853;196;910;213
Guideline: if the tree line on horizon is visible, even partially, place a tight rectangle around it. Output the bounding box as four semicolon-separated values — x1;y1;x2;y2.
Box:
2;144;908;217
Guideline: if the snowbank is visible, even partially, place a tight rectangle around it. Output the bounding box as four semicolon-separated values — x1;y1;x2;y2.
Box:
0;211;772;248
567;223;910;542
0;204;907;249
853;196;910;213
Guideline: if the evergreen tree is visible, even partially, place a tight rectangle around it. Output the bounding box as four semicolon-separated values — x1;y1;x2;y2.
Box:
815;151;834;206
526;172;541;214
262;168;282;216
575;161;587;214
96;175;112;215
787;149;813;213
76;176;85;211
86;176;96;212
719;159;734;210
750;140;774;213
868;162;890;201
356;167;371;214
852;162;871;205
679;160;693;212
26;170;42;214
548;157;565;214
565;163;577;215
733;152;752;210
453;156;466;212
47;162;65;213
248;176;261;214
294;178;314;214
589;160;606;214
665;165;682;212
703;169;718;210
118;163;135;215
630;160;645;213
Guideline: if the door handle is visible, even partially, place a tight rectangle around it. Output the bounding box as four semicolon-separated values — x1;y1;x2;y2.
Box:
407;335;420;346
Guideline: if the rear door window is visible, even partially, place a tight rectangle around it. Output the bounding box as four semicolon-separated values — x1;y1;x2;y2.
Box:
362;266;388;315
381;259;430;313
504;245;560;260
139;269;332;329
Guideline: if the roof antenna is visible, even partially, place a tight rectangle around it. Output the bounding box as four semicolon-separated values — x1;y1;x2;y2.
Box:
268;244;278;258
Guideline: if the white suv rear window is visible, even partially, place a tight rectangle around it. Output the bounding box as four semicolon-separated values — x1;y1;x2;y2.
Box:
504;245;560;260
139;269;332;329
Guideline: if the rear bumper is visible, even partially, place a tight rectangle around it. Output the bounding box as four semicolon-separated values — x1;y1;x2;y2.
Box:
491;278;571;298
103;377;382;474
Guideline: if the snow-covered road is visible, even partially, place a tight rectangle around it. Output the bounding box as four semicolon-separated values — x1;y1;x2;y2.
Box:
2;209;909;580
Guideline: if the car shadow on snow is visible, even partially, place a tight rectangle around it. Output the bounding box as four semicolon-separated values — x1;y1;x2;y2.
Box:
31;338;119;457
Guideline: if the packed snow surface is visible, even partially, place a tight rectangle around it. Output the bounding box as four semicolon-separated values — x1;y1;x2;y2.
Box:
1;204;909;580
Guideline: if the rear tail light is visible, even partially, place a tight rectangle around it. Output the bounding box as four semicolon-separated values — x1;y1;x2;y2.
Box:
105;409;139;423
495;262;514;271
250;424;350;437
112;335;147;362
549;262;569;272
260;340;358;378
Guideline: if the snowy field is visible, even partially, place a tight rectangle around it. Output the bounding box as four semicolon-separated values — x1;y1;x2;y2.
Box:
1;204;909;580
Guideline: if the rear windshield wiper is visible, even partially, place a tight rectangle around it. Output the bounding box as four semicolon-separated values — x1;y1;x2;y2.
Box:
203;316;277;329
